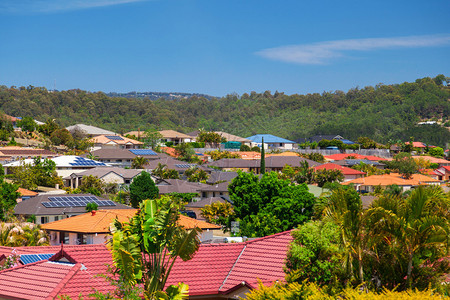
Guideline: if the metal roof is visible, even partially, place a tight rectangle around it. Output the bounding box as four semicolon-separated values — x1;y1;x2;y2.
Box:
245;134;296;144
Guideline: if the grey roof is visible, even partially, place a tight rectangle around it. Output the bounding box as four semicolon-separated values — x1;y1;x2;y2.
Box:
335;159;385;167
198;181;230;192
185;197;231;208
14;193;133;216
66;124;116;136
156;179;209;194
63;167;143;180
145;157;209;172
207;156;321;169
206;171;238;184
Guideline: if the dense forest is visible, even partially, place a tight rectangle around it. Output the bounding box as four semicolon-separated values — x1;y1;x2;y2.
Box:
0;75;449;147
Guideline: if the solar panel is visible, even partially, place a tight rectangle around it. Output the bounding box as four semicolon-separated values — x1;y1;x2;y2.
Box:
105;135;124;140
175;164;195;168
69;156;107;167
42;196;117;208
129;149;157;156
20;253;54;265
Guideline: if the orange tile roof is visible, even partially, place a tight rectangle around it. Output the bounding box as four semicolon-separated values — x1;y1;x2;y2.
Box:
41;209;220;233
412;156;449;164
266;151;300;157
89;134;143;145
161;146;180;158
342;173;440;187
17;188;38;197
232;151;261;160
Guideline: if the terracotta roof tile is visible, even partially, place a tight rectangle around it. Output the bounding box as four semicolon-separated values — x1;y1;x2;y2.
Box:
342;173;440;186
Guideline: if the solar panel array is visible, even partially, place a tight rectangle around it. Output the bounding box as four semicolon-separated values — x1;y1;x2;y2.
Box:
175;164;196;168
129;149;157;156
20;253;54;265
69;156;107;166
42;196;117;208
106;135;124;140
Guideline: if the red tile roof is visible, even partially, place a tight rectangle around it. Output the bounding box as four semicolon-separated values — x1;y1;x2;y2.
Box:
324;153;389;161
0;244;114;299
165;230;293;296
313;163;365;175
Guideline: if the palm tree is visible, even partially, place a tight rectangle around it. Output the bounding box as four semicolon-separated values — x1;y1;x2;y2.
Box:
111;199;201;299
131;156;148;169
321;186;365;283
366;186;450;288
152;163;167;179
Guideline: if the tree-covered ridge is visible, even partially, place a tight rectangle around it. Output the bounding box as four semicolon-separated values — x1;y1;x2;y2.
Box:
0;75;449;146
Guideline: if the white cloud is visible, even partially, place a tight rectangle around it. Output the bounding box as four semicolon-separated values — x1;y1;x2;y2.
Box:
0;0;147;14
256;34;450;65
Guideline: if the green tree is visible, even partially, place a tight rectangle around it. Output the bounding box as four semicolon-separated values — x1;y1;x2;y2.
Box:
385;152;418;179
76;175;105;196
200;202;234;226
131;156;149;169
174;143;195;162
0;181;20;221
129;171;159;208
196;130;225;148
428;146;444;158
110;199;200;299
85;202;99;213
185;167;209;182
17;116;36;132
143;126;163;149
314;169;344;187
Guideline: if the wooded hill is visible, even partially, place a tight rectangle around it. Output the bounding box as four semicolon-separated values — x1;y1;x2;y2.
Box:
0;75;449;147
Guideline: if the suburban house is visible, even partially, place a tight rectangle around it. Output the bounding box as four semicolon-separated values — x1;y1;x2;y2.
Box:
125;129;193;145
324;153;389;162
0;146;58;164
412;155;450;167
434;166;450;181
41;209;221;245
198;181;230;199
246;134;297;150
0;244;116;299
185;197;232;221
299;134;356;145
13;193;133;225
313;163;366;182
66;123;116;137
0;230;293;299
206;156;321;173
145;156;211;176
63;167;144;189
86;148;160;168
188;131;252;148
3;155;109;178
89;134;143;151
342;173;441;193
165;230;293;299
156;179;210;196
207;170;238;184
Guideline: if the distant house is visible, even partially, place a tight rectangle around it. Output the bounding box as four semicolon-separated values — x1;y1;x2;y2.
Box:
333;159;386;170
125;129;193;145
313;163;365;182
185;197;232;221
87;148;160;168
325;153;389;162
66;124;116;137
41;209;221;245
198;181;230;199
3;155;109;178
206;156;320;173
14;193;133;225
63;167;145;189
246;134;297;150
434;166;450;181
412;155;450;168
156;179;210;196
89;134;143;151
299;134;355;145
145;156;210;176
342;173;441;193
0;146;58;164
188;131;252;147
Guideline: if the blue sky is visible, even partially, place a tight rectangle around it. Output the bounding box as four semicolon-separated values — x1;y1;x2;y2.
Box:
0;0;449;96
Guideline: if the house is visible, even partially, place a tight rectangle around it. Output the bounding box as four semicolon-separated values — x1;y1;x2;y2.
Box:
198;181;230;199
63;167;144;189
0;244;116;299
188;131;252;147
434;166;450;181
206;156;320;173
207;170;238;184
300;134;355;145
333;159;386;169
342;173;441;193
16;187;38;202
0;146;58;164
14;193;133;225
85;148;160;168
66;123;116;137
246;134;297;150
412;155;450;168
41;209;221;245
145;156;210;176
156;179;210;196
185;197;232;221
125;130;193;145
165;230;293;299
313;163;365;182
3;155;109;178
89;134;143;151
324;153;389;162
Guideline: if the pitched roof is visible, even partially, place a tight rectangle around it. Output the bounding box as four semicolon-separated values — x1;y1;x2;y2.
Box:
14;194;133;216
157;179;210;194
66;124;116;136
4;155;108;168
63;167;143;180
158;130;192;139
314;163;366;175
0;244;114;299
185;197;230;209
165;230;293;296
214;132;251;143
198;181;230;192
245;134;296;144
0;147;57;157
207;156;321;169
412;155;450;164
17;187;38;197
342;173;440;187
41;209;220;232
325;153;389;161
89;134;143;145
206;171;238;184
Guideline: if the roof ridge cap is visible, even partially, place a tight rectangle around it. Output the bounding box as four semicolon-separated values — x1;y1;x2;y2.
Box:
219;244;247;291
46;262;82;299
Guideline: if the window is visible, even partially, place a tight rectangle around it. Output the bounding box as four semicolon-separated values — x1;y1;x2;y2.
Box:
60;232;69;244
77;233;87;245
54;216;59;221
40;216;49;224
